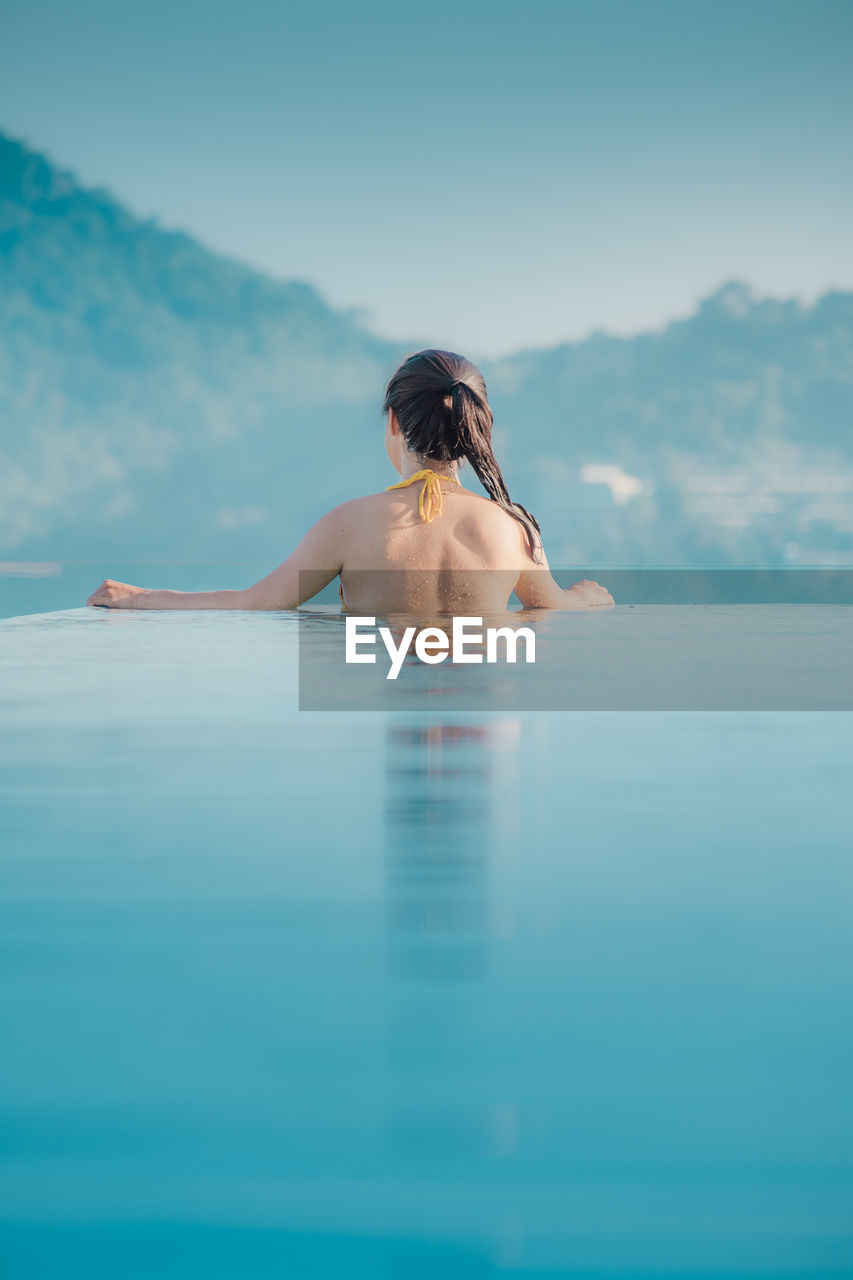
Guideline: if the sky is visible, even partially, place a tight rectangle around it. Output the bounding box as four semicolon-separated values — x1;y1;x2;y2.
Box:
1;0;852;358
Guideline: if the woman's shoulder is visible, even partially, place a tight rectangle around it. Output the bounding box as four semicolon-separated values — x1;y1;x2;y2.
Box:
320;492;388;520
456;486;533;530
325;486;533;544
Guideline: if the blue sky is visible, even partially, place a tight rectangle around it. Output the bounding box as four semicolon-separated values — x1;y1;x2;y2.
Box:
2;0;851;357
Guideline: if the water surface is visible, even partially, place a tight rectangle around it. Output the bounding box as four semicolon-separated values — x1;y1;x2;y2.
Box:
2;604;852;1277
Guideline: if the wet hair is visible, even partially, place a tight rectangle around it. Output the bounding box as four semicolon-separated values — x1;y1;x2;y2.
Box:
381;348;543;562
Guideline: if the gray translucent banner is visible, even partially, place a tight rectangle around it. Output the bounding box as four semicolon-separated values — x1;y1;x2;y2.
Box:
299;570;853;711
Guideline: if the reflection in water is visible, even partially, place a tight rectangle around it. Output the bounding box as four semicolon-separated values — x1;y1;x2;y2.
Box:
383;716;525;1230
384;719;519;982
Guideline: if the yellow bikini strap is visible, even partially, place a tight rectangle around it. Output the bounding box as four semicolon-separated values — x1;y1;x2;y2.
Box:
385;468;455;523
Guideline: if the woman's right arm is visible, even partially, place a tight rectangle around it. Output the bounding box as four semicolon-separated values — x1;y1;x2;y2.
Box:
513;544;613;610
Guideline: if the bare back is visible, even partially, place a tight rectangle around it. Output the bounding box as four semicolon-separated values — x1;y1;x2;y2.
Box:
337;479;536;614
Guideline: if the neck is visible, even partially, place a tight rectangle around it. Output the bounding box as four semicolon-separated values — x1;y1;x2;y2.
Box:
398;452;462;483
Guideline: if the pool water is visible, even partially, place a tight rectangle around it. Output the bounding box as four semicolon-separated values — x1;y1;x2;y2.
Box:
2;604;853;1277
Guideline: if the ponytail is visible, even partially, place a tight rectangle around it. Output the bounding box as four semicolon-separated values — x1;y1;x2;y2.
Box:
450;381;544;564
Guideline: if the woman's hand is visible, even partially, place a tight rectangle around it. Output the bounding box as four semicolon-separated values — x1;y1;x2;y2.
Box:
86;579;150;609
565;579;614;608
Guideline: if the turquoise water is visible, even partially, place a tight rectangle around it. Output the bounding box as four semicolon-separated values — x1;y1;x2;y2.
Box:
2;602;853;1276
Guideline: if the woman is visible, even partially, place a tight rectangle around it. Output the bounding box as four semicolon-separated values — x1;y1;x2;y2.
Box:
86;349;613;614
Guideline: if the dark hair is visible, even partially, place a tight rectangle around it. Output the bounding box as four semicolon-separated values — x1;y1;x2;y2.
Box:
381;348;543;562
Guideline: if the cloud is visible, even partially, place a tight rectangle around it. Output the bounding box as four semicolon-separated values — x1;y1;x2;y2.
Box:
580;464;649;506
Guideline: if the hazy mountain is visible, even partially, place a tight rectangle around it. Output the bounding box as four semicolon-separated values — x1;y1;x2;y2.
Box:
2;130;852;568
485;283;853;565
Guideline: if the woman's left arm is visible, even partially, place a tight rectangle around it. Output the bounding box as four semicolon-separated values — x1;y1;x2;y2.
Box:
86;505;349;611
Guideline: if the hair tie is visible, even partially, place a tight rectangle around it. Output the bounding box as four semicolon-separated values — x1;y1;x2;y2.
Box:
449;379;465;390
